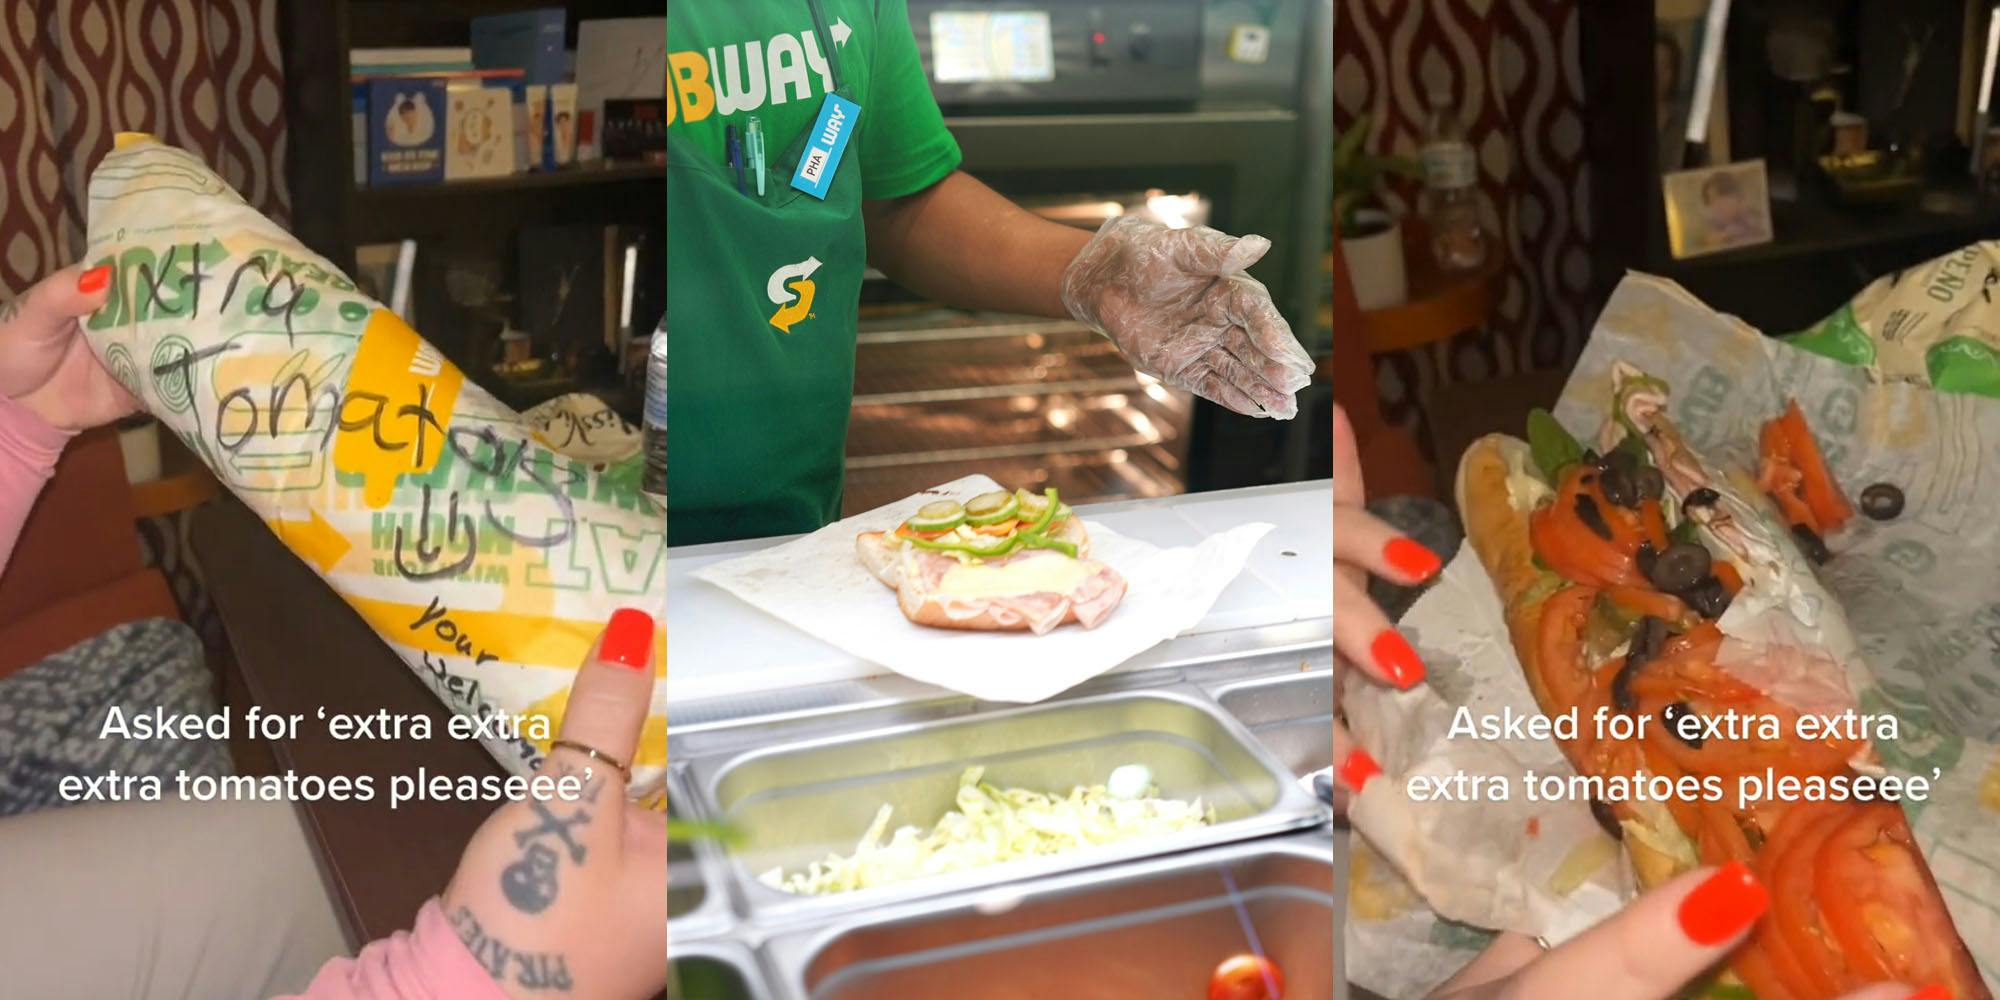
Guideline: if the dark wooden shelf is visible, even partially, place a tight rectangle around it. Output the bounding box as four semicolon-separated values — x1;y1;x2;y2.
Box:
354;159;664;205
1659;186;2000;271
349;161;665;244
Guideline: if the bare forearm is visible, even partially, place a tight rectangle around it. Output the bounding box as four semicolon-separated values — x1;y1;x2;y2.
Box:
863;171;1092;318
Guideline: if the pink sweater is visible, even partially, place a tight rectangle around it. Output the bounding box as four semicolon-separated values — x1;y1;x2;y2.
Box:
0;397;508;997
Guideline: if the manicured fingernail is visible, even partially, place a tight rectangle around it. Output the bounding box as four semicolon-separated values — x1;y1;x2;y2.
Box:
1677;862;1769;946
1384;537;1442;582
77;265;110;294
1906;988;1951;1000
600;608;655;670
1338;748;1381;793
1371;629;1426;689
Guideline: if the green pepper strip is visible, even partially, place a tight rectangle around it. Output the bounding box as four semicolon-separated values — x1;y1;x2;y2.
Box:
908;534;1022;557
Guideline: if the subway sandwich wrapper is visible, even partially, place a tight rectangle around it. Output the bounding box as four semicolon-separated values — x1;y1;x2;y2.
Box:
1342;273;2000;998
690;475;1271;704
83;137;667;797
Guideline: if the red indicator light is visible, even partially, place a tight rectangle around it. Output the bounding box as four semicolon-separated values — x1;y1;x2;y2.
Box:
1092;31;1106;44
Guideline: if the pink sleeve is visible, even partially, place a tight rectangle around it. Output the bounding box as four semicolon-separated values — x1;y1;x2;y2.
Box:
0;394;73;576
276;899;511;1000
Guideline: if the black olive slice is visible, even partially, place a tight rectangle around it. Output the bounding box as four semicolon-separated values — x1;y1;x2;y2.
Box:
1791;523;1830;565
1647;541;1712;593
1859;483;1903;521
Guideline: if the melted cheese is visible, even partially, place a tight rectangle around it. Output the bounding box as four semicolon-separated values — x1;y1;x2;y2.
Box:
936;553;1090;599
1503;442;1554;511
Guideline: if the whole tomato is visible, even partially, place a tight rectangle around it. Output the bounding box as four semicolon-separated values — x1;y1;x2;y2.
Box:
1208;953;1284;1000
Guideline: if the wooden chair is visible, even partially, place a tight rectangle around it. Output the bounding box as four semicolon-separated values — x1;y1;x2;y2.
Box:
0;428;180;678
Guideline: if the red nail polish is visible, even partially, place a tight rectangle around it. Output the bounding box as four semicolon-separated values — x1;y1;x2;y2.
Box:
1906;988;1952;1000
1338;748;1381;793
77;265;110;294
1383;537;1441;582
600;608;655;670
1370;630;1426;689
1677;862;1769;946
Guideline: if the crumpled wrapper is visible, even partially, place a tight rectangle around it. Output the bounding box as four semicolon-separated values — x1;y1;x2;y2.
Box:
1344;273;2000;997
84;137;667;794
692;475;1270;703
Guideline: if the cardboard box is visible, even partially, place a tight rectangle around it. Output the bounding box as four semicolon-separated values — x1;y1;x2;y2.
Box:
445;85;516;180
471;8;567;85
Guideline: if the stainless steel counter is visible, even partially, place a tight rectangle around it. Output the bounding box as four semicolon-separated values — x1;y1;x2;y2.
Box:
666;482;1336;999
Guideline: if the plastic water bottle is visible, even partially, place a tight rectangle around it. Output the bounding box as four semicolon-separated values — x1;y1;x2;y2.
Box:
642;324;666;499
1421;91;1488;272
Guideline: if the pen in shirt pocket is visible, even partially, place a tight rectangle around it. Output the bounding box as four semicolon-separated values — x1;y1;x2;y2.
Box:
746;115;766;197
725;124;745;194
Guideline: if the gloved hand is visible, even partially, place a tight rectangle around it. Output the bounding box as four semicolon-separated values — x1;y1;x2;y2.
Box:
1060;216;1315;419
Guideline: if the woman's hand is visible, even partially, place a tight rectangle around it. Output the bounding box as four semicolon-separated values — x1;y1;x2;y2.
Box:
0;263;138;431
440;608;666;1000
1331;403;1439;815
1425;862;1933;1000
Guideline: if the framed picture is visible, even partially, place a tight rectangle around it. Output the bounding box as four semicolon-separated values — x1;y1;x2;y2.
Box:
1663;159;1773;259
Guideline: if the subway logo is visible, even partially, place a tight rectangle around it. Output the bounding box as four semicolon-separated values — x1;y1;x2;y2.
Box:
667;30;838;125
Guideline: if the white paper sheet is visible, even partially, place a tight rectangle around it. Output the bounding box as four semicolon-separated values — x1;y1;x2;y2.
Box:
691;476;1272;703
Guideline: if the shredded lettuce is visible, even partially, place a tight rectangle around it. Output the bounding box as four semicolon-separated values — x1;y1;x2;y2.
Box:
758;766;1215;896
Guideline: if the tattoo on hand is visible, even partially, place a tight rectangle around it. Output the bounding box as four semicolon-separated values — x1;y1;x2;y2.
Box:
450;906;574;993
500;799;591;914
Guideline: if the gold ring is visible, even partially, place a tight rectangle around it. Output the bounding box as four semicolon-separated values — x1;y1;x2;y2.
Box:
549;739;631;783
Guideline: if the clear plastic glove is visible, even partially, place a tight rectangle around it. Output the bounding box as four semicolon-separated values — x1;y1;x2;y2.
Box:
1060;216;1315;419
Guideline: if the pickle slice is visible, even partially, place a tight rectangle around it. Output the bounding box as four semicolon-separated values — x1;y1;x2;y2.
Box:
908;500;966;533
964;490;1020;526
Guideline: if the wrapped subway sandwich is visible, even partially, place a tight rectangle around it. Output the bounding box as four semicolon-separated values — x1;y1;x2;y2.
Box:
83;136;666;794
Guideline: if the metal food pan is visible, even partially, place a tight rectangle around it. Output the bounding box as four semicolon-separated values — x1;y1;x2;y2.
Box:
668;940;775;1000
668;769;734;941
683;688;1325;927
1213;670;1334;778
763;834;1335;1000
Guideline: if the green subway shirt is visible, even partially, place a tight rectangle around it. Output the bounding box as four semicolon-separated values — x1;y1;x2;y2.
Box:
666;1;962;546
667;0;961;200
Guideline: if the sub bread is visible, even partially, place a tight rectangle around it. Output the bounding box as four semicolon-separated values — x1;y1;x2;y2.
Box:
1451;383;1990;1000
856;509;1126;635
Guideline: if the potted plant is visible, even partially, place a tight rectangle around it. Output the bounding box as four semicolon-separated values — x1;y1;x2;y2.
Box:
1334;114;1421;311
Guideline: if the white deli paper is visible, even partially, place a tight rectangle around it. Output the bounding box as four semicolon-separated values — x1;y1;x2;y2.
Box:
1343;274;2000;998
692;476;1272;703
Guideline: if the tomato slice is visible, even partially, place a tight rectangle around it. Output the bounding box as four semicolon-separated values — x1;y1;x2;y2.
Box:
971;519;1019;536
1208;953;1285;1000
894;524;950;541
1661;623;1724;660
1762;801;1859;997
1605;585;1693;629
1529;468;1647;588
1627;656;1763;705
1815;804;1990;999
1642;694;1855;781
1778;400;1853;533
1638;496;1670;551
1534;585;1600;710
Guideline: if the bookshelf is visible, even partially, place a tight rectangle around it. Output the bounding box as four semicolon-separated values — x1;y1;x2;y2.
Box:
277;0;662;419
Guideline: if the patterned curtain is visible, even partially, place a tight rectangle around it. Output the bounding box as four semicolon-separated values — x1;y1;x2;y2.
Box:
1334;0;1592;441
0;0;289;298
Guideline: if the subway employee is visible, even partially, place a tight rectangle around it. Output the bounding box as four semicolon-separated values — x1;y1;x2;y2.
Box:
667;0;1315;545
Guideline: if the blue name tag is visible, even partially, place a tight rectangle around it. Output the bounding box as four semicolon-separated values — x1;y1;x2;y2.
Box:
789;94;861;200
